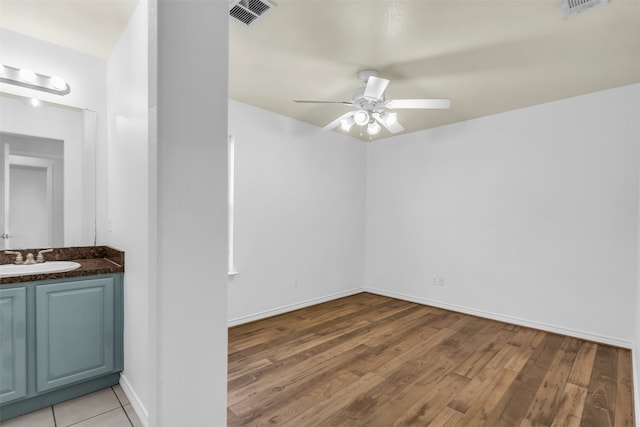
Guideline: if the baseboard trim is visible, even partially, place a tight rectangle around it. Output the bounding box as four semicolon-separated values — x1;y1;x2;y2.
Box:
365;287;633;349
228;287;365;327
119;373;149;427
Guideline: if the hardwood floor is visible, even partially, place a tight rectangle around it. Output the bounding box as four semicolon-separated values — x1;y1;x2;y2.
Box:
227;293;635;426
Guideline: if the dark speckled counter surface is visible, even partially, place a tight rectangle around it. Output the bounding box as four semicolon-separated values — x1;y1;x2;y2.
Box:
0;246;124;285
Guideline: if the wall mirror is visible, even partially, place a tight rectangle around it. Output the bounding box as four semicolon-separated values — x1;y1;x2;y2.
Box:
0;92;96;250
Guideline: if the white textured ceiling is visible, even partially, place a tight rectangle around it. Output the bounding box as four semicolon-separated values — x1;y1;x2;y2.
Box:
0;0;139;58
230;0;640;140
2;0;639;140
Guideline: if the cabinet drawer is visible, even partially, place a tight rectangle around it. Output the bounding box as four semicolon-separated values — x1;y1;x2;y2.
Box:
0;288;27;404
35;277;115;392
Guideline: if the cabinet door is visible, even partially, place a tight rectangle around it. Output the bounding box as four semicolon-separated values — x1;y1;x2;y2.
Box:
35;277;114;392
0;287;27;404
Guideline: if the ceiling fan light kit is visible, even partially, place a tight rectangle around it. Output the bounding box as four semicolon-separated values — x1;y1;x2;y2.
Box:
294;69;451;139
341;116;355;132
353;110;370;126
377;111;397;126
367;121;381;136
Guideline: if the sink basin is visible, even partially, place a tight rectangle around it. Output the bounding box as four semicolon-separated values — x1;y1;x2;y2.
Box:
0;261;81;278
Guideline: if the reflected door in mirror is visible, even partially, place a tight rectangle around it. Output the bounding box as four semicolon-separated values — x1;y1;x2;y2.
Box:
0;136;64;250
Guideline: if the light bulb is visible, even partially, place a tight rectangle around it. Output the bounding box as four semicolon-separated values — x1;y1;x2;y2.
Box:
50;75;67;90
28;98;42;107
367;121;381;135
341;116;355;132
19;68;37;83
353;110;369;126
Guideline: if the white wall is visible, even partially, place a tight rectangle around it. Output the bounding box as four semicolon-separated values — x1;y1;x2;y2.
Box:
636;137;640;424
106;0;149;423
150;0;229;425
0;29;108;242
227;100;367;324
366;84;640;347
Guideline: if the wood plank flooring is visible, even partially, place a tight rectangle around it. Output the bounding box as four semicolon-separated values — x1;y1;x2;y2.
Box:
228;293;635;426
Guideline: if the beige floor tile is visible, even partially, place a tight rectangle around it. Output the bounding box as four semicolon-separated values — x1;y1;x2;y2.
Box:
0;407;55;427
112;385;129;405
53;388;121;427
122;405;143;427
71;408;131;427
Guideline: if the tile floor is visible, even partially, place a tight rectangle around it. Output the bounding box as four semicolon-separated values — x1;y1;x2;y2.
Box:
0;385;142;427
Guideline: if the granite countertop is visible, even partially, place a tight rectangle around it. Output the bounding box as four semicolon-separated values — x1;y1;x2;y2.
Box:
0;246;124;285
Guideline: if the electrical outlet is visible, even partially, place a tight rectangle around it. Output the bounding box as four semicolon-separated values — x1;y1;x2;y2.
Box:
432;275;439;286
293;277;300;288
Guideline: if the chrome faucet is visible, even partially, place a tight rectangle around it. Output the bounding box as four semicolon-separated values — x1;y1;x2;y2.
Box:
36;248;54;263
4;250;24;265
4;249;54;265
23;249;54;264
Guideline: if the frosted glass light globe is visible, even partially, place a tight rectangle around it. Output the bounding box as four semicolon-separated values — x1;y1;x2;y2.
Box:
19;68;36;83
353;110;369;126
367;121;381;135
50;76;67;90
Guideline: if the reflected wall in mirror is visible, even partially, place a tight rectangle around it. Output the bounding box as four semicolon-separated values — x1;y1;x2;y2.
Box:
0;93;96;250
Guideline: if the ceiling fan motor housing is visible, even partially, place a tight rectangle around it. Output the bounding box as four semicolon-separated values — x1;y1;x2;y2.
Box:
357;69;379;83
352;87;384;109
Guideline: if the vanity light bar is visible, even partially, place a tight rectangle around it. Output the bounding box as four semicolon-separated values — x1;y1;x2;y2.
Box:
0;64;70;96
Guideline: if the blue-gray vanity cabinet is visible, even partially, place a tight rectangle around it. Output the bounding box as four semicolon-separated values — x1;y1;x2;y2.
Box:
0;288;27;404
35;277;116;392
0;273;123;421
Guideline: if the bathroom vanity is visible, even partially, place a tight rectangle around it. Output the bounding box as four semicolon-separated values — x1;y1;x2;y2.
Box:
0;246;124;421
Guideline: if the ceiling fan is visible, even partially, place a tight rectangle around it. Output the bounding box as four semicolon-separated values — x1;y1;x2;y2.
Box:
294;70;451;136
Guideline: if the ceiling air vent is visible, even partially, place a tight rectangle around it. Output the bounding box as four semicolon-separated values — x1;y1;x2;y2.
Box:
229;0;275;26
560;0;608;17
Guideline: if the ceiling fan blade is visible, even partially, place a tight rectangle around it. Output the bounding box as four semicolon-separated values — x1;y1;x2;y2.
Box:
373;113;405;134
294;100;353;105
385;99;451;109
323;111;355;131
363;76;390;101
384;119;405;134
